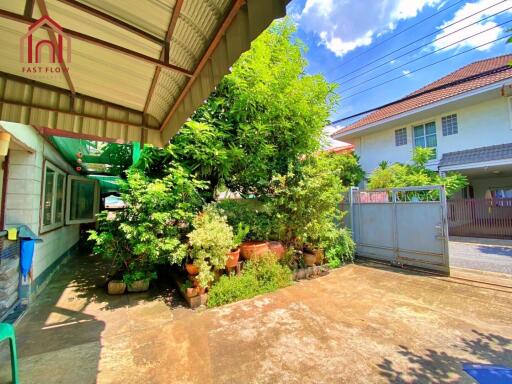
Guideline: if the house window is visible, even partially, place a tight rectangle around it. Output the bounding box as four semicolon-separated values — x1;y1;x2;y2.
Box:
442;114;458;136
394;128;407;146
413;121;437;158
41;161;66;233
66;176;100;224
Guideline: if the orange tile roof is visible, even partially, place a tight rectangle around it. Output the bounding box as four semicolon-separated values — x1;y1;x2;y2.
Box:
334;55;512;137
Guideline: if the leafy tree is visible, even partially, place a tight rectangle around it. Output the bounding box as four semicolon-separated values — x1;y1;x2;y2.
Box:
264;153;346;248
368;147;467;197
326;152;365;187
172;18;338;197
89;149;207;278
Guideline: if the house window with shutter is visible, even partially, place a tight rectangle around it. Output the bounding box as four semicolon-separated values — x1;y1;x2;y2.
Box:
442;114;458;136
395;128;407;146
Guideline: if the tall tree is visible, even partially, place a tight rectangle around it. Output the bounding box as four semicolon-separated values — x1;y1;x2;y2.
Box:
171;18;338;197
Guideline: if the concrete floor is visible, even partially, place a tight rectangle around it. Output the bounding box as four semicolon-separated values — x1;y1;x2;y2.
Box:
1;252;511;384
449;240;512;275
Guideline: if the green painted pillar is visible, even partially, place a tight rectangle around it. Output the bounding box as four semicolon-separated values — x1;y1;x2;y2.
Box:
132;142;141;165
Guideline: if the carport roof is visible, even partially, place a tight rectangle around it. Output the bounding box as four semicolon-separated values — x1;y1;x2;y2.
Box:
439;143;512;168
0;0;287;146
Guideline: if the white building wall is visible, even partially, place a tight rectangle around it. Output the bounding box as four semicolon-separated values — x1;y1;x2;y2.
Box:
1;122;79;296
347;96;512;177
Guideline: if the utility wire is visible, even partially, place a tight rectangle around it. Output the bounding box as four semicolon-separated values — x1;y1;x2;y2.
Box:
322;0;467;76
332;1;510;83
331;34;512;124
339;18;512;93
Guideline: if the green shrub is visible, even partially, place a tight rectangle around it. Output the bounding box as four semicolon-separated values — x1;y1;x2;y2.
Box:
216;199;276;240
188;205;234;288
325;228;355;269
207;255;292;308
368;147;467;198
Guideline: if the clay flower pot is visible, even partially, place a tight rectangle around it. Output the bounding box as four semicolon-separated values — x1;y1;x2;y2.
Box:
185;263;199;276
240;241;270;260
127;279;150;292
107;280;126;295
226;248;240;268
268;241;285;259
313;249;324;265
186;287;198;298
303;252;316;267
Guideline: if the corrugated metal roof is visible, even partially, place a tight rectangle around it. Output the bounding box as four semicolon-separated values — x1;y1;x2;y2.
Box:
0;0;287;146
439;143;512;168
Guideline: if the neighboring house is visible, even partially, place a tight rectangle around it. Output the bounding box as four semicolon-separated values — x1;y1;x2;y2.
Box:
324;141;355;155
332;55;512;200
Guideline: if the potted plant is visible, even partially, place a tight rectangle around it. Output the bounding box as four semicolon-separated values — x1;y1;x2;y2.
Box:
268;241;285;259
107;279;126;295
304;243;324;265
188;205;234;289
226;223;250;269
123;268;157;293
185;262;199;276
303;252;316;267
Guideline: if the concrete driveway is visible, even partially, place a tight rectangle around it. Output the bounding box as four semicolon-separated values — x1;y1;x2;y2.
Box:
1;253;511;384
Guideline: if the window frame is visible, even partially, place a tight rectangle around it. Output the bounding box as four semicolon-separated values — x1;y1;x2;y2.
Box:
441;113;458;136
40;160;67;234
394;127;407;146
412;120;437;158
65;176;100;225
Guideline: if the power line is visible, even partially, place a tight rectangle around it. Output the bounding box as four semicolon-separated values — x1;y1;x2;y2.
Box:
332;1;510;84
339;18;512;93
331;35;512;125
322;0;467;77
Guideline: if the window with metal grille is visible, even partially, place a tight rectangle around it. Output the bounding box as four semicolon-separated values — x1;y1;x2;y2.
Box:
394;128;407;146
441;114;458;136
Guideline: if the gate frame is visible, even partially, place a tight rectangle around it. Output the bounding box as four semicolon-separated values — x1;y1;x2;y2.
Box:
348;185;450;275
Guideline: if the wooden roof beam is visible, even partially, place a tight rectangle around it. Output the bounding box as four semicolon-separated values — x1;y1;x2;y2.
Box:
36;0;76;95
0;8;193;77
143;0;184;115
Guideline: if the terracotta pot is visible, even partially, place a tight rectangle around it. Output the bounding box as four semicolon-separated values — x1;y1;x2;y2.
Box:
226;248;240;268
189;275;199;287
313;249;324;265
185;263;199;276
107;280;126;295
127;279;150;292
240;241;269;260
303;252;316;267
186;287;198;298
268;241;285;259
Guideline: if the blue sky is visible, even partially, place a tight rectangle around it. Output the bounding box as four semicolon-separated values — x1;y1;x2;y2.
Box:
286;0;512;138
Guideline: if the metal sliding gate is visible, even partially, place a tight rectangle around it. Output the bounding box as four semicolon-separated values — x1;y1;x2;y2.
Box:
347;186;450;274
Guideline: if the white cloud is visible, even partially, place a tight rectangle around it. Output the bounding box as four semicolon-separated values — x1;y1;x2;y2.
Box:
402;69;412;77
298;0;442;57
432;0;512;52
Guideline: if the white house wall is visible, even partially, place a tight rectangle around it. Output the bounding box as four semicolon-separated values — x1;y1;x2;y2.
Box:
2;121;79;297
347;96;512;178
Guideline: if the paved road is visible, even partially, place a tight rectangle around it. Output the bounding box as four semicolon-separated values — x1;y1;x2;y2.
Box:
449;241;512;275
